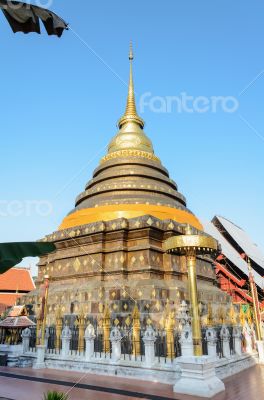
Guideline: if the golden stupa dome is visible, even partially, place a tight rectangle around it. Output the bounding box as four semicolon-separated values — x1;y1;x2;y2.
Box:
59;44;202;231
108;121;154;155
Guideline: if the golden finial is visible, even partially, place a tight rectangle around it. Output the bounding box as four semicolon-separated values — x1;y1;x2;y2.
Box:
104;42;155;159
184;224;193;235
239;305;245;326
103;304;111;319
55;305;63;320
206;302;213;326
129;40;133;61
118;42;145;129
132;304;140;319
230;303;238;325
246;306;252;325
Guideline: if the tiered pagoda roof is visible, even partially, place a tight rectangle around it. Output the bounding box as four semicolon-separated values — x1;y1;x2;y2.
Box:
59;43;202;232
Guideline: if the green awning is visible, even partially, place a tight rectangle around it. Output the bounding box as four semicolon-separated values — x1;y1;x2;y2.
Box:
0;242;56;274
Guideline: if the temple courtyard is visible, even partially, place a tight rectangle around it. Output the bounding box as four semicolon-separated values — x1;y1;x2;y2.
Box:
1;39;264;400
0;364;263;400
1;3;264;400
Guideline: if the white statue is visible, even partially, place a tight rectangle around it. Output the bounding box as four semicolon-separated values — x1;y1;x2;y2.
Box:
180;324;193;356
176;301;190;327
61;323;72;339
110;326;122;342
85;323;96;340
21;327;31;338
143;325;156;342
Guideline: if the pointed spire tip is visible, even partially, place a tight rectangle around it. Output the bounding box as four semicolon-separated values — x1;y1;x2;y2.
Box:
129;41;134;61
117;42;144;129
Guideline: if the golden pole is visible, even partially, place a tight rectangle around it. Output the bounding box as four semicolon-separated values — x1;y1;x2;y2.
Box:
55;307;63;351
164;225;218;357
77;309;86;353
103;305;111;353
247;258;262;340
187;252;202;356
165;310;175;359
132;305;141;357
36;315;42;346
41;275;49;346
206;302;213;326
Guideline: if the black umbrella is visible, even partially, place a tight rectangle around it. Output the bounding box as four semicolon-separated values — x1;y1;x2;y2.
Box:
0;0;68;37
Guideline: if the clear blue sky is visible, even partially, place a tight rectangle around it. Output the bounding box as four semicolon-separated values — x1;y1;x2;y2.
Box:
0;1;263;274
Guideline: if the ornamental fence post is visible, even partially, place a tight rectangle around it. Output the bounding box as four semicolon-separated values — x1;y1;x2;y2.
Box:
233;325;242;356
110;326;122;362
84;323;96;361
61;324;72;358
143;325;156;367
21;327;31;353
206;327;217;358
220;325;231;359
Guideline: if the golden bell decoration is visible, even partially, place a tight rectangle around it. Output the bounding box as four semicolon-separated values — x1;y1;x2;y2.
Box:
164;226;218;357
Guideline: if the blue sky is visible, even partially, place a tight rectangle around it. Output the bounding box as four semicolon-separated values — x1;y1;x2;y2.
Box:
0;1;263;274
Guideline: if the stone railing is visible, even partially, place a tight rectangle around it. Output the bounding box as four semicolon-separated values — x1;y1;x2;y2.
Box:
23;322;251;366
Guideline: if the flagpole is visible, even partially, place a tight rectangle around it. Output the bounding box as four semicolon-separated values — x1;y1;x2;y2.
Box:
41;275;49;346
241;253;262;340
247;258;262;340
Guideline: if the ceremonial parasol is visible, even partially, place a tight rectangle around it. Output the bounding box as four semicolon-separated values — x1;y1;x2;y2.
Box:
0;0;68;36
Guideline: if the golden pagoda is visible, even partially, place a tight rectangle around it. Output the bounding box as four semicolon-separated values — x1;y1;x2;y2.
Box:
21;44;230;325
60;43;201;232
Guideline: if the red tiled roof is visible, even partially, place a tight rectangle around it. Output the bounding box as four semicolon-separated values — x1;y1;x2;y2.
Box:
0;268;35;291
8;305;27;317
0;293;21;313
0;316;35;328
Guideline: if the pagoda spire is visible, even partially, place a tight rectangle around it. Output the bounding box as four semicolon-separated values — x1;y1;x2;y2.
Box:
105;42;155;157
118;42;145;129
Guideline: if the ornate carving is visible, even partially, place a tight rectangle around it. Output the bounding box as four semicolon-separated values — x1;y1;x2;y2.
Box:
101;149;160;164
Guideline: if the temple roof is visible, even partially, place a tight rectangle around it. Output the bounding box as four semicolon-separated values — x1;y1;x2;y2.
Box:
0;294;21;314
215;216;264;271
59;44;202;231
8;305;28;317
0;316;35;328
204;220;263;289
0;268;35;292
0;268;35;314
